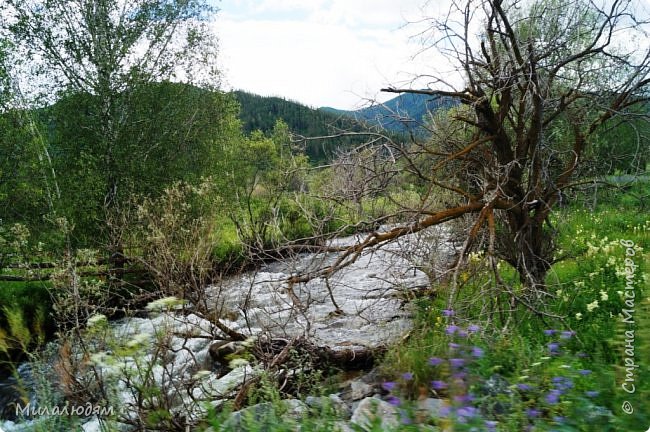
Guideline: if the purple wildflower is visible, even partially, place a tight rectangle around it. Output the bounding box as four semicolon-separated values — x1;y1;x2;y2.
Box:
544;329;557;336
485;420;498;431
457;330;469;338
398;409;412;424
554;377;573;391
431;380;448;390
428;357;443;366
451;371;467;380
471;346;484;358
381;381;396;392
585;390;599;398
449;342;460;350
526;408;541;418
548;342;560;353
453;394;474;404
546;389;562;404
560;330;576;339
442;309;454;317
401;372;413;381
578;369;592;375
449;358;465;368
468;324;480;333
517;383;533;391
446;325;459;335
457;406;479;418
387;395;401;406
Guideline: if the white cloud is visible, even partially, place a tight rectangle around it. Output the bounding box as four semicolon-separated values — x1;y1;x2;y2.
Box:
212;0;454;109
211;0;650;109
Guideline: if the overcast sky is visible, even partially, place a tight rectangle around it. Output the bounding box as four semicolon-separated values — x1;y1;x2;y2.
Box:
212;0;443;110
212;1;650;110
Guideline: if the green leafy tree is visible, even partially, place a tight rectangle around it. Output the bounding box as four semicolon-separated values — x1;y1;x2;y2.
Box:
589;113;650;175
47;83;239;243
233;90;374;163
2;0;225;246
217;120;310;254
0;39;56;234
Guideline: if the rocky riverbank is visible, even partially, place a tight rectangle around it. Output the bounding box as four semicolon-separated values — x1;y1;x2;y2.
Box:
1;227;454;431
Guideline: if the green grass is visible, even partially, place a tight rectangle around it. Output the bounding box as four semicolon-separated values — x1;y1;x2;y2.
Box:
2;181;648;431
196;181;648;431
375;180;650;431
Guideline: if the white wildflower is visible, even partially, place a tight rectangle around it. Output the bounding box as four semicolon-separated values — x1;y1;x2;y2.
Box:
192;370;212;381
587;300;599;312
242;335;257;348
229;358;250;369
127;332;150;348
87;314;108;328
600;290;608;301
586;242;599;256
90;351;111;367
575;312;583;320
146;296;185;311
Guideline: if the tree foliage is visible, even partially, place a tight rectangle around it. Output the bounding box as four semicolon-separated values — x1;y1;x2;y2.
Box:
2;0;232;245
216;120;311;254
233;90;371;163
47;83;239;243
0;41;55;233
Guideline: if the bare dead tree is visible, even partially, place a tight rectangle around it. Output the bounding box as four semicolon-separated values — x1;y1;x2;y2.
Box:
289;0;650;315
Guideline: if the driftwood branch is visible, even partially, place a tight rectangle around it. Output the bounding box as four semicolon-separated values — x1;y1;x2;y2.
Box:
286;201;493;286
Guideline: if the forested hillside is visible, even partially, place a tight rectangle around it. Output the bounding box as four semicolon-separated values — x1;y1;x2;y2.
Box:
234;91;461;161
233;91;370;162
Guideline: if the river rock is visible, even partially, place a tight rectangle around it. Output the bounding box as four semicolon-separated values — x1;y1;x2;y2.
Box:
209;341;247;364
416;398;444;418
223;399;307;431
81;417;101;432
304;394;351;418
345;380;374;401
1;228;455;429
350;396;399;431
331;422;355;432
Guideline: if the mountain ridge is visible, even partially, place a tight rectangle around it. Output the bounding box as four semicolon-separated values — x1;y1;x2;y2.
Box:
233;90;458;161
319;92;458;132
